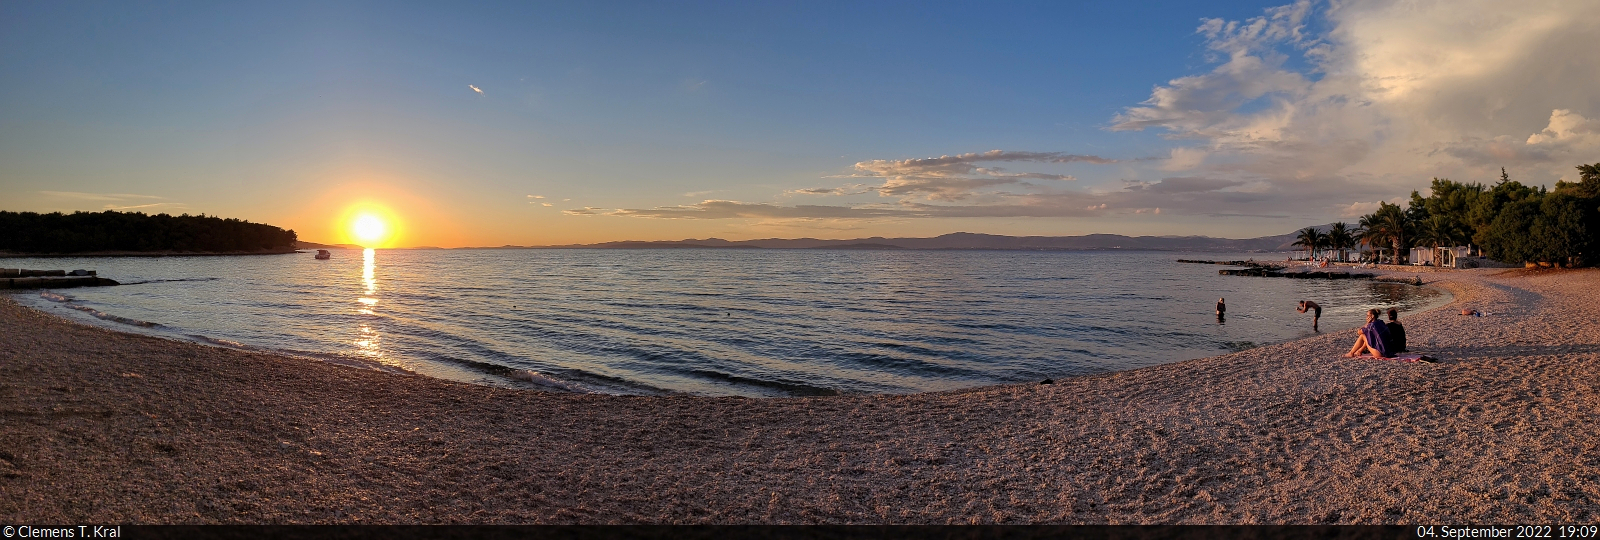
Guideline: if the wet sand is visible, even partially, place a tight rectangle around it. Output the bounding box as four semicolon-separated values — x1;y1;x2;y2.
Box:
2;268;1597;523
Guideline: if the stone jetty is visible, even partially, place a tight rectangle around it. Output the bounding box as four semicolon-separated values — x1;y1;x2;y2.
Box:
0;268;119;289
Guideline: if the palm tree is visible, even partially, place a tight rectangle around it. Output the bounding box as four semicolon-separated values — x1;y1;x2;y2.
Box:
1413;215;1454;266
1292;227;1325;261
1357;215;1387;263
1359;202;1411;264
1326;222;1356;262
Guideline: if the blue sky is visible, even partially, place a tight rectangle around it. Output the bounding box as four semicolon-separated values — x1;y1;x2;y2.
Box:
3;1;1596;246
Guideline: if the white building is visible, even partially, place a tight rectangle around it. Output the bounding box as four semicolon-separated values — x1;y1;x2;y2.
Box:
1411;246;1474;268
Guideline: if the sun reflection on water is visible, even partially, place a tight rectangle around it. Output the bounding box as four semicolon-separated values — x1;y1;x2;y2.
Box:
355;248;382;359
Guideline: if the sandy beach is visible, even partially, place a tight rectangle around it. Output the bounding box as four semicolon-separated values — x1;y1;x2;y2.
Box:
1;267;1597;524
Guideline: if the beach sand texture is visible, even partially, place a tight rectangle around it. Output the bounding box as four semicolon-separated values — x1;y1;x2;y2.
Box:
1;268;1597;524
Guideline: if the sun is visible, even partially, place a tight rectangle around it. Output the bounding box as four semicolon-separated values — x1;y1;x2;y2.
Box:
337;203;402;248
352;214;387;245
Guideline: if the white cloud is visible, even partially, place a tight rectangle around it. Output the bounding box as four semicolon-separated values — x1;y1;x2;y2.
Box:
1338;201;1382;218
1110;0;1600;212
468;84;484;95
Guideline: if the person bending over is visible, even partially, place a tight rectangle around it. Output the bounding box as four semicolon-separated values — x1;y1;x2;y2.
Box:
1344;309;1393;358
1297;300;1322;332
1384;308;1407;353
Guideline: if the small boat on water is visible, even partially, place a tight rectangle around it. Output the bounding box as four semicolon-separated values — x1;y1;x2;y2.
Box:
314;250;331;260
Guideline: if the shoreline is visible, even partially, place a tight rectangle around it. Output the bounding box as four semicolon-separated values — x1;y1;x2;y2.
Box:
0;248;299;258
2;268;1597;523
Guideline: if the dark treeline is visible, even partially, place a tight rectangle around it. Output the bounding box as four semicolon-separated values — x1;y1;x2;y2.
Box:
0;211;298;253
1293;163;1600;267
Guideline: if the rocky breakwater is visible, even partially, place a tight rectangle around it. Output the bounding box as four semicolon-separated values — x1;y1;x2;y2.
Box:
0;268;119;289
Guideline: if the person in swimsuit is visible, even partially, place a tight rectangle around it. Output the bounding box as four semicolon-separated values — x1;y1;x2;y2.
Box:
1297;300;1322;332
1216;298;1226;323
1344;308;1393;358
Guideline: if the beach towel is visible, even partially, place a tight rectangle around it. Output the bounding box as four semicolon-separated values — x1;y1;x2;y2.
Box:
1360;320;1392;358
1351;353;1434;363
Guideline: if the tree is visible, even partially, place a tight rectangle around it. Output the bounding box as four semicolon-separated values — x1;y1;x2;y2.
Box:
1325;222;1357;262
1358;202;1411;264
0;211;297;253
1292;227;1325;261
1413;215;1455;265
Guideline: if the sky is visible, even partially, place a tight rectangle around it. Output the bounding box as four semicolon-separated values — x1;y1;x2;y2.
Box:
2;0;1597;248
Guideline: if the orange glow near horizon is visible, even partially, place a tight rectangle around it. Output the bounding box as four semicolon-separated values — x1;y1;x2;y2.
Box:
337;202;403;248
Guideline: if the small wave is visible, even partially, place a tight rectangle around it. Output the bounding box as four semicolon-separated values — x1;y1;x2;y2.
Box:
183;334;414;375
187;334;248;348
41;292;163;328
684;369;841;397
507;370;592;393
416;353;594;393
119;277;221;285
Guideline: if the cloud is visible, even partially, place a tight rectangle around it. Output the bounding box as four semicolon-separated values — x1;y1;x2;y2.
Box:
468;84;483;95
786;186;867;196
563;207;606;216
1108;0;1600;212
527;195;544;199
38;191;183;211
611;198;1119;220
1338;201;1382;217
102;202;184;211
837;149;1109;201
1128;177;1247;194
40;191;164;201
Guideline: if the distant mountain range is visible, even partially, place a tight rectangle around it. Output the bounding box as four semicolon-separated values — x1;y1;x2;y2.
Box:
305;226;1331;253
518;227;1329;253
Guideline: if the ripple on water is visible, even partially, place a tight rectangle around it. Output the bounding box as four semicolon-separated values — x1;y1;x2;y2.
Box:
6;250;1449;397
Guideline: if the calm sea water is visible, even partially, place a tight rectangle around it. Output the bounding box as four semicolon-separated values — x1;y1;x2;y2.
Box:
9;249;1447;396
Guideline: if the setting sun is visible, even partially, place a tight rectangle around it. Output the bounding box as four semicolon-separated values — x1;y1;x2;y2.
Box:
352;214;387;244
336;202;403;248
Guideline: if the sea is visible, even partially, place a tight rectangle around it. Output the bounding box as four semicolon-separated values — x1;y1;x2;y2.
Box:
7;249;1449;397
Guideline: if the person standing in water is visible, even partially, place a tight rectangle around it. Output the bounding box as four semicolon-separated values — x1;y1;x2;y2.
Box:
1297;300;1322;332
1216;298;1226;323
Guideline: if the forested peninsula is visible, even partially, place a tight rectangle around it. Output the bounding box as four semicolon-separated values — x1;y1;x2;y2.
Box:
0;211;298;255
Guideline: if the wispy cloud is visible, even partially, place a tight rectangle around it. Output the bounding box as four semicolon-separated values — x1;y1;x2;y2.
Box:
39;191;184;211
40;191;164;202
102;202;184;211
829;149;1111;202
468;84;484;95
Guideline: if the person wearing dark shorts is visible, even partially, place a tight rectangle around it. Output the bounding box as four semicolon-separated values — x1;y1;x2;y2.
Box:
1298;300;1322;331
1385;308;1407;352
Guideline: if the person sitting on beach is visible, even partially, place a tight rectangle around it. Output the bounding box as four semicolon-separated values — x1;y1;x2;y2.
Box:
1384;308;1407;353
1344;309;1393;358
1297;300;1322;332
